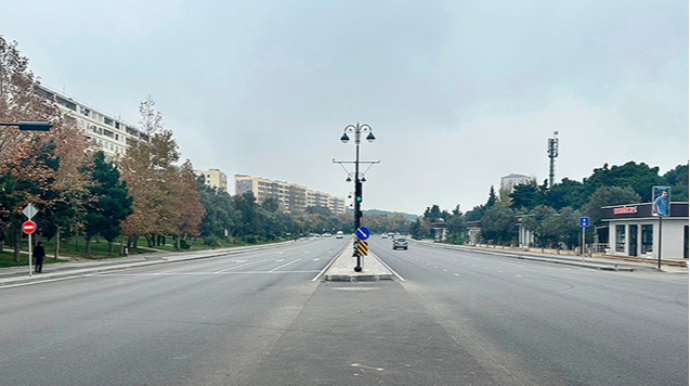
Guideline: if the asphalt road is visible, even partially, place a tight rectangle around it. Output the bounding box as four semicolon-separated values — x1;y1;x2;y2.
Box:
1;237;687;386
371;237;689;386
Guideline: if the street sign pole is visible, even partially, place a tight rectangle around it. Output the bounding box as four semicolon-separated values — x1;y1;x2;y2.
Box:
582;226;585;262
28;232;32;276
22;221;38;276
22;203;39;276
579;217;590;263
658;217;662;270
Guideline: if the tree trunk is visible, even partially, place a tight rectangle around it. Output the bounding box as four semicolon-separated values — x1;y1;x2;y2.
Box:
176;234;181;251
13;226;21;263
85;235;91;258
145;234;154;248
108;241;113;256
54;228;60;259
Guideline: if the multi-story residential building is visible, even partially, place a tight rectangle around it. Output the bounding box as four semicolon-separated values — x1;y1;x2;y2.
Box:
307;190;346;215
195;169;228;192
234;174;345;214
36;85;149;162
500;174;535;193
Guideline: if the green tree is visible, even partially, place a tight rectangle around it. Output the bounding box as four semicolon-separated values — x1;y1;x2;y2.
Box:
486;186;498;208
409;217;430;239
261;197;280;213
423;205;443;221
546;178;587;210
196;177;237;245
510;181;543;210
584;162;663;202
82;151;133;256
663;164;689;202
480;206;515;244
523;205;558;248
583;186;641;225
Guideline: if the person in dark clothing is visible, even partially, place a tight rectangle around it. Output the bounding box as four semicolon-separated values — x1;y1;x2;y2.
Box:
33;242;46;273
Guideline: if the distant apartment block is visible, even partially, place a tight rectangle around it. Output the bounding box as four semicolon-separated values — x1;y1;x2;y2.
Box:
195;169;228;192
37;85;149;162
500;174;535;193
235;174;345;214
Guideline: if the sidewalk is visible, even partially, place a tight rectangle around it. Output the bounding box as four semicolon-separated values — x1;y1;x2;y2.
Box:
413;240;689;273
0;241;303;287
324;244;393;281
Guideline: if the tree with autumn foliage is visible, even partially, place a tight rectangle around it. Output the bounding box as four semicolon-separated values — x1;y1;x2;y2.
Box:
170;160;205;250
0;36;92;261
120;98;204;250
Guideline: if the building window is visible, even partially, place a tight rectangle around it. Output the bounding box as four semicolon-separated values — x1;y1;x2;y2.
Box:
615;225;625;252
641;225;654;254
56;96;77;111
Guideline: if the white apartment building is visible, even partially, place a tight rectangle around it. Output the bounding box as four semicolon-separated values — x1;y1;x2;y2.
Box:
37;85;149;162
195;169;228;192
235;174;345;214
500;174;535;193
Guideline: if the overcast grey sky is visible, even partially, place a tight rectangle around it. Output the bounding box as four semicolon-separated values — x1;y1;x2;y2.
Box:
1;0;687;215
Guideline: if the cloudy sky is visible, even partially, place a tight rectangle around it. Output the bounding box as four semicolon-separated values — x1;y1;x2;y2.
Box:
1;0;687;215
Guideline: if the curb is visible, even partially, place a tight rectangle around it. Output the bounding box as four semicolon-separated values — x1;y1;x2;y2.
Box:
411;240;648;272
324;244;393;282
0;239;309;287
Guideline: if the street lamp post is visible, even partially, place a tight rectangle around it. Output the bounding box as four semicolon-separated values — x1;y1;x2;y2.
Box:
340;123;375;272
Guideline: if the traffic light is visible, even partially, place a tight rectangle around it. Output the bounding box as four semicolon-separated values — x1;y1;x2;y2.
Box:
355;180;362;203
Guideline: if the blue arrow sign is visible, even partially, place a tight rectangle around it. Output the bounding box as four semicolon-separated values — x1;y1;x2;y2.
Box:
355;226;370;241
579;217;590;227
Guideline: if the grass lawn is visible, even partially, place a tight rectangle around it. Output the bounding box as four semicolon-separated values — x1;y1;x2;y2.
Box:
0;250;70;268
140;240;245;252
0;238;151;268
1;237;294;268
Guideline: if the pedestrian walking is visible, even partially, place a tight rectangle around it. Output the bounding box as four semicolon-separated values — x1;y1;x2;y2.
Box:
33;242;46;273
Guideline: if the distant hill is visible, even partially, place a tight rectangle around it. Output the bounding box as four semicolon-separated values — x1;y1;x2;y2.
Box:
345;208;417;221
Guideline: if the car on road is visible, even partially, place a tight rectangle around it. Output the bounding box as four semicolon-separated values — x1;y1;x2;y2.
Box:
392;238;408;250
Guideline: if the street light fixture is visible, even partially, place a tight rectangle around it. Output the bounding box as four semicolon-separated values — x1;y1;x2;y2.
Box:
340;123;375;272
0;121;52;131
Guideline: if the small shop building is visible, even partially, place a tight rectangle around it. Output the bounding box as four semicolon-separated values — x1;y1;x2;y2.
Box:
600;202;688;259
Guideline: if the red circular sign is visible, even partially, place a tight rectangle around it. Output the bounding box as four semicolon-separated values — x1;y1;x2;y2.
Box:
22;221;37;234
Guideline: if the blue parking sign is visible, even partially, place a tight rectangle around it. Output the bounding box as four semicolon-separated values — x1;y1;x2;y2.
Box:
579;217;590;227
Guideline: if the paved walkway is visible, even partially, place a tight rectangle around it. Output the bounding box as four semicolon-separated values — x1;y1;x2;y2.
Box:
412;240;689;273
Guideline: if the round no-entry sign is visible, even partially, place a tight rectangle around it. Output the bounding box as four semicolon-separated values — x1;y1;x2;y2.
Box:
22;220;37;234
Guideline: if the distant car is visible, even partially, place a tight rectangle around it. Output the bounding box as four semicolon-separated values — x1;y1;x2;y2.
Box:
382;234;388;239
392;238;408;250
336;231;343;239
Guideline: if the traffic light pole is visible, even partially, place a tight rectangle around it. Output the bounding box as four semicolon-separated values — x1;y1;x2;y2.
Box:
335;123;378;273
353;128;363;271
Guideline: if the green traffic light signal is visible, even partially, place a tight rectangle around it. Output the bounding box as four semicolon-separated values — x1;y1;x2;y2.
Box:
355;180;362;203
